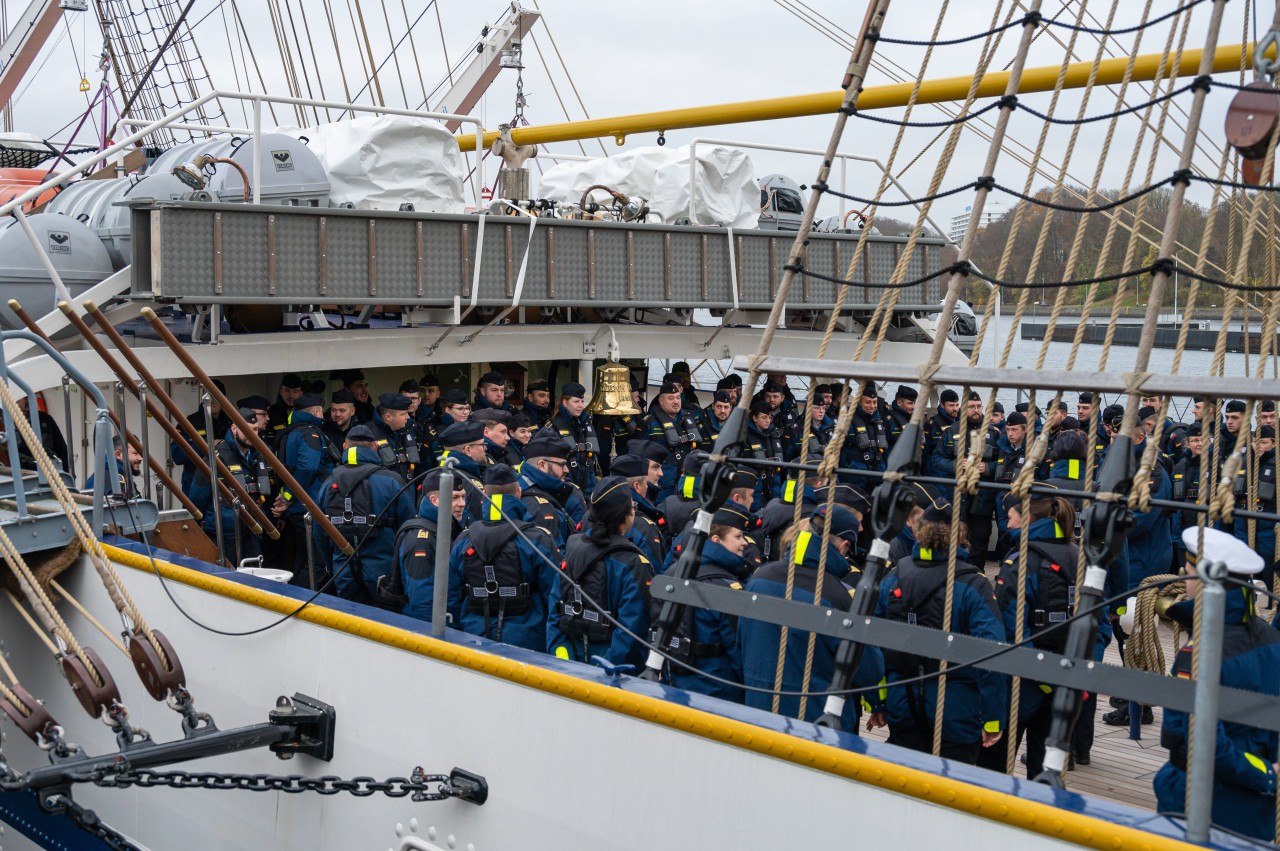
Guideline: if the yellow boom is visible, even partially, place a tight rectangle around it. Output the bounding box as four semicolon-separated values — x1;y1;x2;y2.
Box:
458;41;1264;151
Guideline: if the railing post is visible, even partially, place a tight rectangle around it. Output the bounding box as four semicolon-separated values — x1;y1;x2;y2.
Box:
251;97;262;206
204;394;224;567
1185;558;1228;843
431;457;456;637
138;382;152;501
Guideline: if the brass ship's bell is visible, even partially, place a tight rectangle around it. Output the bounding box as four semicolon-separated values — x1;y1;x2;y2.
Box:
586;361;640;415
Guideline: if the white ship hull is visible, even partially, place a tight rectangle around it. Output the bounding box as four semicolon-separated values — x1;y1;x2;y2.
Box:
0;540;1223;851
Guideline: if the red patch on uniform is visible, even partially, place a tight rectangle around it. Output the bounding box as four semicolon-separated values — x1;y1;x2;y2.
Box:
466;547;476;557
892;587;902;598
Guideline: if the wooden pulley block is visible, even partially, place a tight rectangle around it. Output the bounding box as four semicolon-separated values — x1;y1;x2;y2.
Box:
1242;155;1275;187
1225;81;1280;160
0;684;55;743
128;630;185;701
59;646;120;718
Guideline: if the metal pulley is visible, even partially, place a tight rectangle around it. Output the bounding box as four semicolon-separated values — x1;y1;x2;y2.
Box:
1225;81;1280;159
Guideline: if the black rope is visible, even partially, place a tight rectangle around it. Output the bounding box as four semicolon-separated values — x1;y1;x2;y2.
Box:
991;178;1174;213
845;98;1007;128
1018;81;1198;125
872;0;1206;46
819;181;982;207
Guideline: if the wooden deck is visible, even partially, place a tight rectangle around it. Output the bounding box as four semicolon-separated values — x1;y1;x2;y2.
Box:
861;614;1180;813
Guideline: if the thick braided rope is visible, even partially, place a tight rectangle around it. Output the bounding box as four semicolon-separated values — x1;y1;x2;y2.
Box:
1127;574;1186;675
932;465;964;757
0;378;164;667
0;519;99;685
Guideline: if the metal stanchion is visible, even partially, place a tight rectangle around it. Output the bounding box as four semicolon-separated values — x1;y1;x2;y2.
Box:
204;394;224;567
139;383;153;501
1185;558;1228;844
431;458;456;637
303;514;317;591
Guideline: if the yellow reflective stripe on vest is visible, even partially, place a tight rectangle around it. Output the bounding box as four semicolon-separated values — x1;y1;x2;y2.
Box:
1054;521;1065;539
1245;752;1270;773
784;480;797;504
488;493;504;521
793;530;812;565
919;547;933;561
682;476;696;499
1067;459;1080;480
347;446;359;465
287;411;294;425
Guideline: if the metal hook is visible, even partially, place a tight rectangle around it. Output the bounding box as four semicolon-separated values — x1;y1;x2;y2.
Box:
1255;28;1280;81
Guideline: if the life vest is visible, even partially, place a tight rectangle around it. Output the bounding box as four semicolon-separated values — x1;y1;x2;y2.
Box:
461;503;535;640
324;463;391;545
1024;539;1078;653
882;555;981;675
558;540;640;644
650;562;738;662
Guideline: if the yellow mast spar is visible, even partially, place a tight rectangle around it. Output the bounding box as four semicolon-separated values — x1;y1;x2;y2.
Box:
457;41;1271;151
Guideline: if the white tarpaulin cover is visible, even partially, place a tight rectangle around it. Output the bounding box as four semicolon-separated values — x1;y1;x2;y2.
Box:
536;145;759;228
281;115;466;212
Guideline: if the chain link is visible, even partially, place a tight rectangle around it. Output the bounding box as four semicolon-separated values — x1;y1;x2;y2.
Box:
41;793;143;851
91;766;461;801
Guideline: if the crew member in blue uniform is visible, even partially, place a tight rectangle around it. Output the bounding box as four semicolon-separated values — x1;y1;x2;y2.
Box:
438;389;471;429
551;381;601;492
392;467;466;621
85;435;143;499
317;424;416;602
660;449;710;539
702;389;734;441
436;420;488;519
368;392;423;482
266;373;304;446
739;504;885;729
473;371;513;413
842;383;888;482
1125;407;1174;593
201;409;271;562
448;464;561;652
791;394;833;461
923;388;960;475
660;506;748;703
548;476;653;667
518;432;585;546
1154;527;1280;841
870;503;1005;763
744;399;784;511
172;378;228;498
610;453;668;567
885;384;918;451
472;408;513;467
644;379;701;503
1231;424;1277;590
521;379;552;426
275;393;338;587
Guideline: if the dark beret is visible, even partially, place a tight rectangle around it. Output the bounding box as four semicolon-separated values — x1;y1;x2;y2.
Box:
672;361;692;373
509;412;532;430
967;391;982;402
422;467;463;493
1005;411;1027;427
330;389;355;405
1187;421;1203;437
716;376;735;390
470;408;511;425
763;380;787;394
626;440;670;465
439;421;484;446
729;468;758;490
1015;402;1030;413
609;454;647;478
398;379;419;394
443;389;470;406
561;382;586;399
237;406;258;422
1261;400;1276;413
1103;404;1125;425
293;393;323;410
658;381;682;396
527;379;549;393
478;371;505;387
750;398;776;416
1226;399;1247;414
725;373;743;387
939;389;959;404
993;402;1005;414
237;394;272;410
1059;416;1080;431
379;393;412;412
419;373;439;388
483;464;519;486
713;389;733;404
895;384;918;401
1260;425;1277;440
1079;392;1095;404
1137;405;1157;422
922;503;952;524
280;373;304;389
861;383;878;399
342;369;365;383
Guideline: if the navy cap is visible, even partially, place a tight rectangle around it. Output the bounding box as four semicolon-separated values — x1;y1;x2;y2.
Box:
908;482;947;510
293;393;323;410
763;380;787;394
419;373;439;388
1260;425;1276;440
713;389;733;404
750;398;775;416
1187;421;1203;437
440;421;484;446
398;379;419;394
347;424;376;441
626;440;670;465
716;377;736;390
1079;392;1095;404
281;373;304;389
1103;404;1125;425
658;381;682;396
895;384;918;401
478;371;505;388
861;383;878;399
817;483;870;514
967;391;982;402
527;379;549;393
509;412;532;430
379;393;412;412
729;468;758;489
330;389;355;405
1137;405;1157;422
561;382;586;399
1226;399;1247;414
524;433;571;460
443;389;469;406
921;503;952;524
1052;430;1087;461
939;389;959;404
725;373;743;387
1053;401;1069;413
711;506;749;532
470;408;511;425
591;476;633;514
484;464;519;486
1262;400;1276;413
1060;416;1081;431
610;454;647;478
813;503;860;542
342;369;365;383
422;467;463;493
672;361;692;374
237;406;258;422
1015;402;1030;413
993;401;1005;414
1005;411;1027;427
237;394;272;410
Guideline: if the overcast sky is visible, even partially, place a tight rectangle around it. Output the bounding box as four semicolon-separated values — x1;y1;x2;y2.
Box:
1;0;1258;229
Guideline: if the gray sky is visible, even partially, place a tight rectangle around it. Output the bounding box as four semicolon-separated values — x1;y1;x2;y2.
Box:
1;0;1256;230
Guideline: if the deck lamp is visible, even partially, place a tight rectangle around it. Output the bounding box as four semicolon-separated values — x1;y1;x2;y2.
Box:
172;154;253;202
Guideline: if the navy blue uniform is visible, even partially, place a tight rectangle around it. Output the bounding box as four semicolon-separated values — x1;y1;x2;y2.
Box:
318;446;415;601
279;410;337;518
1154;591;1280;841
739;529;885;729
662;540;746;703
393;497;462;623
643;409;701;503
548;533;653;668
551;407;601;492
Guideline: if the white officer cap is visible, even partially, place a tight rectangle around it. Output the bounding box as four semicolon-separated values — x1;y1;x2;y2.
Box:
1181;526;1264;575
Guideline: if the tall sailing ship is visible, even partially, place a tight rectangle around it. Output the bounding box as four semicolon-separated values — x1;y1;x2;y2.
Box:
0;0;1276;848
